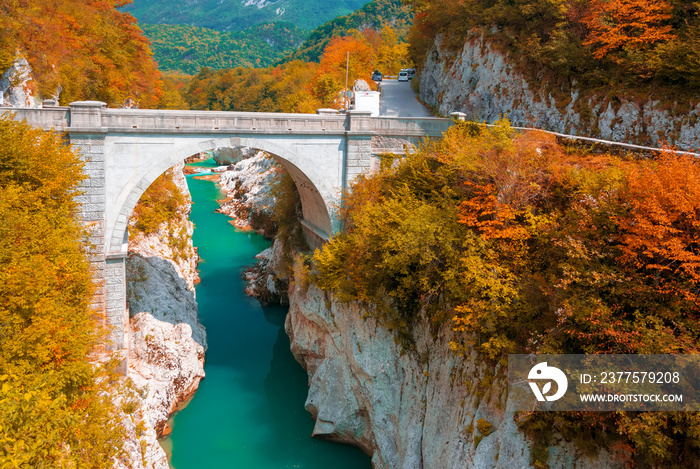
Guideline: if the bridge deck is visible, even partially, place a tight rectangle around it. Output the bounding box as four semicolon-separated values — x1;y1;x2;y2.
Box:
4;105;452;138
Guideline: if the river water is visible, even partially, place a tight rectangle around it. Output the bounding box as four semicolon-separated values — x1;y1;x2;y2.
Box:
165;158;371;469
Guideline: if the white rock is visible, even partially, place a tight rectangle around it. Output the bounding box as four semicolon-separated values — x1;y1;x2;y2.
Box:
218;152;281;231
0;57;44;108
420;34;700;150
286;283;623;469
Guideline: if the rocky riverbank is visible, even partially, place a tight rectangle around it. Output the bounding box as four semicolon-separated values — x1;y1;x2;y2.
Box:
117;161;206;468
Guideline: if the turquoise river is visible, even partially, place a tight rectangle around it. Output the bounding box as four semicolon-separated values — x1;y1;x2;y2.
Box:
165;158;371;469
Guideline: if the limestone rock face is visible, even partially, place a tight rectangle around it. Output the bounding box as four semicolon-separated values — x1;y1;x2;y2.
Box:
286;282;623;469
116;161;206;469
243;239;289;305
420;35;700;150
212;146;257;165
0;57;43;108
218;152;281;234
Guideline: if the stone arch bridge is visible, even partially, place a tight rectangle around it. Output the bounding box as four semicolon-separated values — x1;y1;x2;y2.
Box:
7;101;453;355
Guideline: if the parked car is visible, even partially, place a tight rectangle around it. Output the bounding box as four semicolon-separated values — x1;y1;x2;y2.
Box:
398;70;409;82
407;68;416;79
371;70;382;81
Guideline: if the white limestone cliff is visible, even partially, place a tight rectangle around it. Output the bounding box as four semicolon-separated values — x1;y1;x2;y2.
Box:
419;34;700;150
285;283;623;469
116;161;206;469
1;57;44;108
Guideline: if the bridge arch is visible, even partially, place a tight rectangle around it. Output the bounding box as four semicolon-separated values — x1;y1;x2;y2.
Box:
107;136;338;256
7;103;457;360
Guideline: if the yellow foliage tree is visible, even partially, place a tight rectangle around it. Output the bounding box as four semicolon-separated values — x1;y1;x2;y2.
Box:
0;116;124;466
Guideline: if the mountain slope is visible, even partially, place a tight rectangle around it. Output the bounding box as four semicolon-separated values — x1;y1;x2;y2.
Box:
122;0;370;32
283;0;412;63
144;22;306;74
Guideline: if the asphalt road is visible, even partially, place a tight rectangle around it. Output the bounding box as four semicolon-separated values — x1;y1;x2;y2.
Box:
378;79;433;117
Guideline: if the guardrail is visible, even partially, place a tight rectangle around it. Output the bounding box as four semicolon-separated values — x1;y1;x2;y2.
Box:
370;117;451;137
448;112;700;157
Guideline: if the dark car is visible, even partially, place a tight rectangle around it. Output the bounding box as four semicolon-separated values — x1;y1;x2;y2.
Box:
371;70;382;82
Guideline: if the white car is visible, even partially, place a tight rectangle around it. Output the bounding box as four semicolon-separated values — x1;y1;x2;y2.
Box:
398;70;409;82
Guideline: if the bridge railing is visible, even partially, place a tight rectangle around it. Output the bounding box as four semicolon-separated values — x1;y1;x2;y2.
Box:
5;107;70;130
100;109;347;133
4;104;698;157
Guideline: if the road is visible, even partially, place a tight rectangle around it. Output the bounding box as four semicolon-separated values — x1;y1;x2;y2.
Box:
378;79;433;117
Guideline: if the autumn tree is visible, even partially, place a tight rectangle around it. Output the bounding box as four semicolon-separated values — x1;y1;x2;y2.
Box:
315;35;373;106
582;0;676;60
617;152;700;306
371;25;410;75
183;61;324;113
0;0;163;107
0;116;124;466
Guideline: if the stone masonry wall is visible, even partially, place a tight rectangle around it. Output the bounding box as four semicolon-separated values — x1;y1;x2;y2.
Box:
345;137;372;184
72;134;127;354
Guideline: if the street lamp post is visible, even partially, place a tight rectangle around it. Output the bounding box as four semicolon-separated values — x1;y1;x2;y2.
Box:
345;51;349;110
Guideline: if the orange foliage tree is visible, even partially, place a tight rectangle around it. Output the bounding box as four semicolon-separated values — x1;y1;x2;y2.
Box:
1;0;163;107
582;0;676;59
315;35;373;107
618;152;700;305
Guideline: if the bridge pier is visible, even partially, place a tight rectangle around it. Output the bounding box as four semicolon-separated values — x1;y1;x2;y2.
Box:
70;113;128;364
344;110;373;187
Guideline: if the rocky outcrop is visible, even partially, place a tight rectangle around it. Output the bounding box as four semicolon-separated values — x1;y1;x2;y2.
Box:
218;151;281;234
212;146;257;165
1;57;44;108
116;161;206;469
286;283;623;469
243;239;289;306
420;35;700;150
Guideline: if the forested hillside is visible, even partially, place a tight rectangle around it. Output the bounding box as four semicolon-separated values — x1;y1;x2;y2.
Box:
406;0;700;94
1;0;163;107
310;121;700;467
182;27;408;112
122;0;370;32
138;0;410;75
283;0;412;63
174;0;412;109
143;22;306;74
